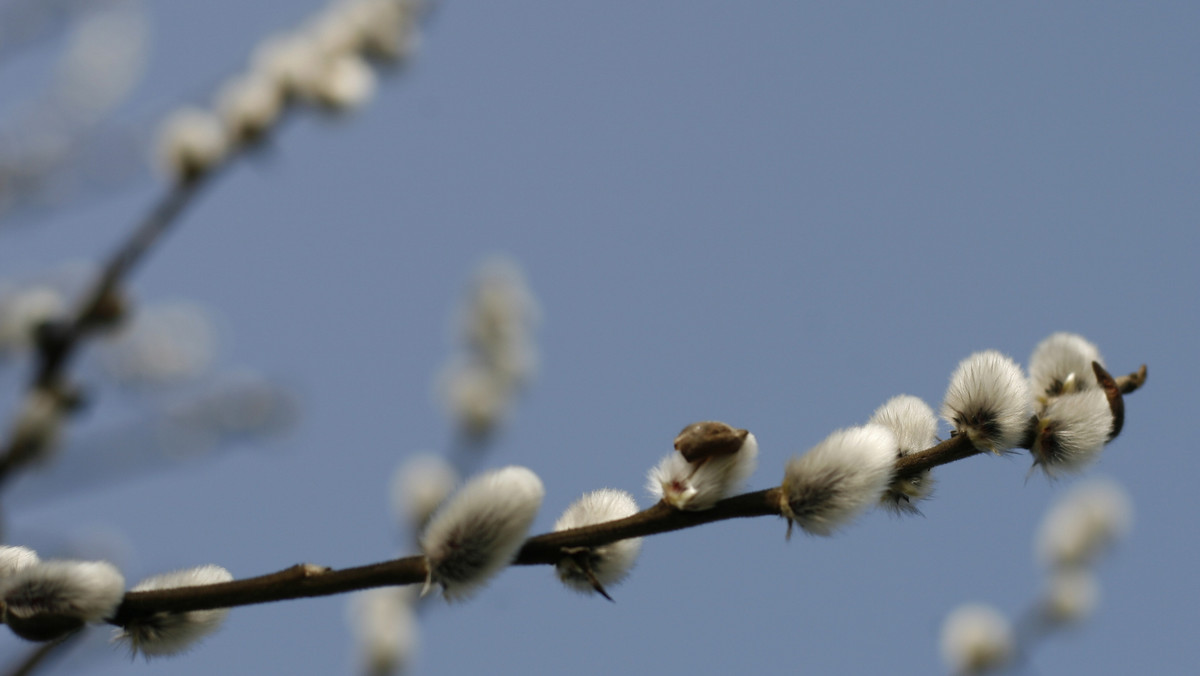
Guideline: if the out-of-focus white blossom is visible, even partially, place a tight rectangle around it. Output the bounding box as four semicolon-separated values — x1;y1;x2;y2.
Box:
216;72;284;143
0;284;66;356
648;431;757;511
0;545;40;579
869;395;938;514
391;454;459;531
308;52;376;110
358;0;420;61
1029;332;1104;405
460;257;540;385
941;350;1032;453
114;565;233;657
1040;568;1099;626
349;587;418;676
439;257;540;440
1036;478;1132;570
56;0;148;116
252;33;325;99
553;489;642;599
420;466;544;601
8;389;65;467
1030;389;1112;476
99;302;216;386
940;603;1014;675
440;362;510;439
779;425;896;536
156;107;229;183
0;560;125;640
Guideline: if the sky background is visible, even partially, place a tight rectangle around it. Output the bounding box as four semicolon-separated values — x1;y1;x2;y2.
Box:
1;1;1197;674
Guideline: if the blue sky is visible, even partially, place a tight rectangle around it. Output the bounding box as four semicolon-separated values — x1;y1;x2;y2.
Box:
1;1;1197;674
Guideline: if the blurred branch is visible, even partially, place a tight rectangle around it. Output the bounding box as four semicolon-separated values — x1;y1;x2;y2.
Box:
107;369;1145;625
0;174;213;486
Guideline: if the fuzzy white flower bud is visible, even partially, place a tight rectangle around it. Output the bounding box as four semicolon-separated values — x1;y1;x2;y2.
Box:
441;363;511;438
349;587;418;676
0;285;66;355
1041;568;1099;626
1;560;125;641
0;546;40;579
940;603;1014;675
553;489;642;600
869;395;938;514
357;0;420;61
439;257;541;439
251;33;324;99
1029;332;1104;404
1030;389;1112;475
391;454;459;531
647;428;757;511
1036;478;1132;570
216;72;284;143
941;350;1032;453
156;107;229;183
462;257;540;386
420;466;544;600
113;564;233;657
99;302;216;386
779;424;897;536
309;53;376;111
8;389;65;466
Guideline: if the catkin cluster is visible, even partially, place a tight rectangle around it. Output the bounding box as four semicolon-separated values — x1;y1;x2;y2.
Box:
156;0;422;184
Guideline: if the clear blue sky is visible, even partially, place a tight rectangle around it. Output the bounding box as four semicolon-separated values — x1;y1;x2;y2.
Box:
1;1;1197;674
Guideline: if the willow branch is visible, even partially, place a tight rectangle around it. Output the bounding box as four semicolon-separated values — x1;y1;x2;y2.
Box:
0;174;218;488
107;367;1145;626
34;175;213;391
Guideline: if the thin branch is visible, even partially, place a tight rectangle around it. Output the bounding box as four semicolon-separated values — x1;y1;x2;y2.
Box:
32;174;213;391
106;369;1145;627
0;174;215;488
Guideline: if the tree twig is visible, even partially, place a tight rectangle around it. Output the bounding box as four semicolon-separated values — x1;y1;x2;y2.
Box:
107;369;1145;627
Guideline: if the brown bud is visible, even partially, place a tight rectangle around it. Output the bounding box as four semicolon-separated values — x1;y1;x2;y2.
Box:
674;421;749;464
89;288;129;331
1091;362;1124;441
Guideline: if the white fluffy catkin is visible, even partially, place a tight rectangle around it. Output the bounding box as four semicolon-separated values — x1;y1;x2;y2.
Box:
420;466;544;601
647;432;758;511
553;489;642;598
391;453;459;531
779;425;897;536
0;545;40;578
1030;388;1112;475
869;395;938;514
113;565;234;657
156;107;229;183
1036;478;1132;570
1029;332;1104;403
349;587;418;675
1040;568;1099;626
1;560;125;640
941;350;1032;453
940;603;1014;675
